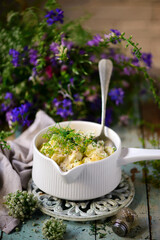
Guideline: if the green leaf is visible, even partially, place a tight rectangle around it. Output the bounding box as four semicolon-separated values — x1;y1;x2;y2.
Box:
7;11;20;26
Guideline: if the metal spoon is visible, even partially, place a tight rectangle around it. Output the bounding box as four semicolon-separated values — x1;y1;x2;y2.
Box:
94;59;113;143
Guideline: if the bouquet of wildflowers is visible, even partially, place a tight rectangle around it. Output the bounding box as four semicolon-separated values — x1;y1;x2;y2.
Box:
0;0;156;148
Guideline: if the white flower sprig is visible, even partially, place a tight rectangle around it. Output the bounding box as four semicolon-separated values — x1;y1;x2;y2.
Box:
42;217;66;240
3;190;38;221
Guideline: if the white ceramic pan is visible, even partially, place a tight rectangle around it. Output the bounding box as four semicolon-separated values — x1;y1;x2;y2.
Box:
32;120;160;201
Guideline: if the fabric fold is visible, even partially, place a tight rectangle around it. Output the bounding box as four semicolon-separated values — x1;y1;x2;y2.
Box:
0;110;55;234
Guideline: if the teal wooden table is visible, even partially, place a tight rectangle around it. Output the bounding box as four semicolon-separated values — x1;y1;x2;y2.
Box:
1;101;160;240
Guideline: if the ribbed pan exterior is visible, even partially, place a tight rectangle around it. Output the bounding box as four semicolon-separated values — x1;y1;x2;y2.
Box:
32;121;122;200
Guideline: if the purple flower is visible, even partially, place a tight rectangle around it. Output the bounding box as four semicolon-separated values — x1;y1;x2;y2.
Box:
4;92;13;100
50;42;59;54
50;57;57;66
53;97;74;119
45;9;64;25
105;29;121;44
29;49;38;66
9;49;20;67
32;67;37;77
57;106;73;118
110;52;129;64
89;55;96;62
23;46;28;52
70;78;74;85
1;103;9;112
7;102;32;127
52;98;61;107
79;49;85;55
87;34;102;46
100;53;107;59
6;111;12;127
122;67;134;76
132;57;140;67
110;29;121;37
109;88;124;105
61;39;73;50
1;92;14;112
62;98;72;107
74;94;83;102
141;53;152;68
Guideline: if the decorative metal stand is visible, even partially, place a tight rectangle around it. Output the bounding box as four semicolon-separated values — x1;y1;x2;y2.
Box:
28;172;135;221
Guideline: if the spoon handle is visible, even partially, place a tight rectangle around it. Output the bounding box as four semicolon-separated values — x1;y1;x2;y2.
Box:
98;59;113;134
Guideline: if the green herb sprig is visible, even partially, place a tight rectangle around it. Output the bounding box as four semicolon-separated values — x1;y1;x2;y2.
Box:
0;130;12;149
42;125;94;154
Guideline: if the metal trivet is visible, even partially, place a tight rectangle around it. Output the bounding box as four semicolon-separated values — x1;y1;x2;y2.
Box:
28;172;135;221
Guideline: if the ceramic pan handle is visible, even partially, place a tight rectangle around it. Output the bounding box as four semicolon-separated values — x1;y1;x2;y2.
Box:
118;147;160;166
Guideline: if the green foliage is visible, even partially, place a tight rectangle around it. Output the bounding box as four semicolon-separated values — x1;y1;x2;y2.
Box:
45;0;59;10
0;130;12;149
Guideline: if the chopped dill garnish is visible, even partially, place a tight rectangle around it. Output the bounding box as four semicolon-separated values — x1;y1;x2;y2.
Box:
41;125;94;155
113;147;117;152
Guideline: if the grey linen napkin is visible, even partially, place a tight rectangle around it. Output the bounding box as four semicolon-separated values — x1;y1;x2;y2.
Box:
0;110;55;234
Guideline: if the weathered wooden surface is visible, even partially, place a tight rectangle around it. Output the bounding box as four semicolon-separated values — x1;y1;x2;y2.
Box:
139;100;160;240
1;101;160;240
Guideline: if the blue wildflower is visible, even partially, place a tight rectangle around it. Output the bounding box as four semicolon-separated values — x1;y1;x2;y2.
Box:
122;67;135;76
9;49;20;67
89;55;96;62
57;106;73;118
141;53;152;68
70;78;74;85
109;88;124;105
45;9;64;25
61;38;73;50
29;49;38;66
52;98;61;107
79;49;85;55
53;97;73;119
105;29;121;44
4;92;13;100
110;29;121;37
132;57;140;67
50;57;57;66
62;98;72;107
1;92;14;112
8;102;32;127
87;34;102;46
32;67;37;77
110;53;129;64
1;103;9;112
100;53;107;59
50;42;59;54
